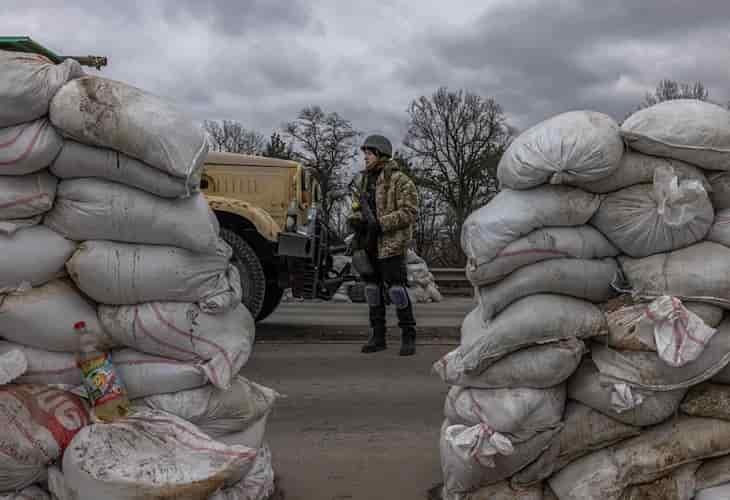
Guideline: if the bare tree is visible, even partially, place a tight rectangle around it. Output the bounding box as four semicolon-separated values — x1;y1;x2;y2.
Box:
403;87;511;265
284;106;360;224
263;132;295;160
640;79;709;108
204;120;265;154
393;152;446;264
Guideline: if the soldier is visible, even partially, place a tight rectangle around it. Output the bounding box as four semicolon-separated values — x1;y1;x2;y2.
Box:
348;134;419;356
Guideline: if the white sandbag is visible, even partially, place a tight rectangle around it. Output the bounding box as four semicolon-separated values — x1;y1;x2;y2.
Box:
99;302;253;390
62;409;257;500
568;359;687;426
590;166;713;258
50;76;207;183
619;462;699;500
406;249;425;265
707;208;730;248
619;242;730;308
458;294;606;374
497;110;623;189
441;420;560;496
51;140;198;198
467;226;618;286
621;99;730;170
461;186;602;269
218;416;270;453
695;455;730;491
603;297;723;351
0;170;56;220
549;416;730;500
0;348;26;385
45;178;219;253
434;338;585;389
0;119;63;176
681;383;730;420
696;483;730;500
0;226;75;293
446;481;544;500
476;258;618;323
208;445;276;500
445;385;565;444
510;438;562;488
0;485;50;499
708;171;730;209
137;376;278;438
0;384;90;492
590;320;730;391
555;402;641;472
66;240;241;313
2;343;208;399
647;296;718;367
569;150;709;194
0;50;83;127
0;215;42;236
0;279;110;352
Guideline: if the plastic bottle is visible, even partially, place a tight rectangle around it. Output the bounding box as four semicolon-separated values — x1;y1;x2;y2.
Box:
75;320;130;422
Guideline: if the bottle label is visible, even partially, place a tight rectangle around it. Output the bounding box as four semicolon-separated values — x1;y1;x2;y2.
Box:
78;354;126;407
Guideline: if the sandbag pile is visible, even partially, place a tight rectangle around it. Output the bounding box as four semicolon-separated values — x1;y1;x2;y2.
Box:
434;101;730;500
0;52;277;500
406;249;443;303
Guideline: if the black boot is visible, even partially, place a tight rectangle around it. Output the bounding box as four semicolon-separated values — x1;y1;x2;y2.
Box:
395;294;417;356
363;296;387;353
399;327;416;356
362;326;387;353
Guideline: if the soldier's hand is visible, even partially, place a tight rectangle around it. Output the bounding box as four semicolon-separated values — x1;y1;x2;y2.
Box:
368;219;383;235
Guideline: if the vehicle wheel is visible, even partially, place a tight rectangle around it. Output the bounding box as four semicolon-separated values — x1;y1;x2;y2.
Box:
220;227;266;319
257;284;284;322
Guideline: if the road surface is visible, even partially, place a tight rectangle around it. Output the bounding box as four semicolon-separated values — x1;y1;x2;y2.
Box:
244;299;468;499
243;342;455;500
258;297;475;341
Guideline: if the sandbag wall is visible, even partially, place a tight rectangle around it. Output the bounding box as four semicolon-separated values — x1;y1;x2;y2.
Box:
0;50;278;500
435;100;730;500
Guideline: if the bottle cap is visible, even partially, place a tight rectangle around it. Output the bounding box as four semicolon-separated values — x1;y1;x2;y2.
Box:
74;321;86;330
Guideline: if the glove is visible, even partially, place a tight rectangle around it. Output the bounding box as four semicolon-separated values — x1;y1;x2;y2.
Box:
368;220;383;235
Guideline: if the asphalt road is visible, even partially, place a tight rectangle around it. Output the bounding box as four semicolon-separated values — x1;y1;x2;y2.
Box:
258;297;475;341
242;342;456;500
244;298;469;499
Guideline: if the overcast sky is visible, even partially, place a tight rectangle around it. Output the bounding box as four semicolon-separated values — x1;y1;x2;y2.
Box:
4;1;730;148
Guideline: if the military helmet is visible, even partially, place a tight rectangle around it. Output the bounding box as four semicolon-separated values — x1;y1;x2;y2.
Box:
361;134;392;158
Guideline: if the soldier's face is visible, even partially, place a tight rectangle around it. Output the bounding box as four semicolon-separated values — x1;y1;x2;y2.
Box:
363;149;377;168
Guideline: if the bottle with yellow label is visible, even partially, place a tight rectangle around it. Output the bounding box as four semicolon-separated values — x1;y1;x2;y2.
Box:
75;321;130;422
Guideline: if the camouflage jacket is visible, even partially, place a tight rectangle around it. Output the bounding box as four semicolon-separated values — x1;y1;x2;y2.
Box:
349;160;418;259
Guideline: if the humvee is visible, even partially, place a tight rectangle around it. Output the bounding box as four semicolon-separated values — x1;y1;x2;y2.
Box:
1;36;348;321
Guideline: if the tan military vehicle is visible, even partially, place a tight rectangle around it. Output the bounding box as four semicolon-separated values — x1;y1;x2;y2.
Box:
203;152;347;321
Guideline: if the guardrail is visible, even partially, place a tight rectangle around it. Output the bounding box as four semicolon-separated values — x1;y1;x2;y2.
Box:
430;268;471;296
430;268;467;283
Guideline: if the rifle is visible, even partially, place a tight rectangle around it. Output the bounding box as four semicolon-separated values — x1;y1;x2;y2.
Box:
348;177;379;276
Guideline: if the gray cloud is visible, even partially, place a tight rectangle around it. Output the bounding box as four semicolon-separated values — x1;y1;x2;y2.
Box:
159;0;313;36
2;0;729;145
403;1;730;129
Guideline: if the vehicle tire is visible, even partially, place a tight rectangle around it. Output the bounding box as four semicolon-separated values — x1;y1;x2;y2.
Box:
220;227;266;319
257;284;284;322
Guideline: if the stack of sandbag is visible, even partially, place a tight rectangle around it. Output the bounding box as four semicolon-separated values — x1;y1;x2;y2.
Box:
0;53;278;500
433;101;730;500
406;249;443;303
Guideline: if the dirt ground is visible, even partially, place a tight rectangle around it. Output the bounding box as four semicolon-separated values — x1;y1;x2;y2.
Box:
242;341;455;500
